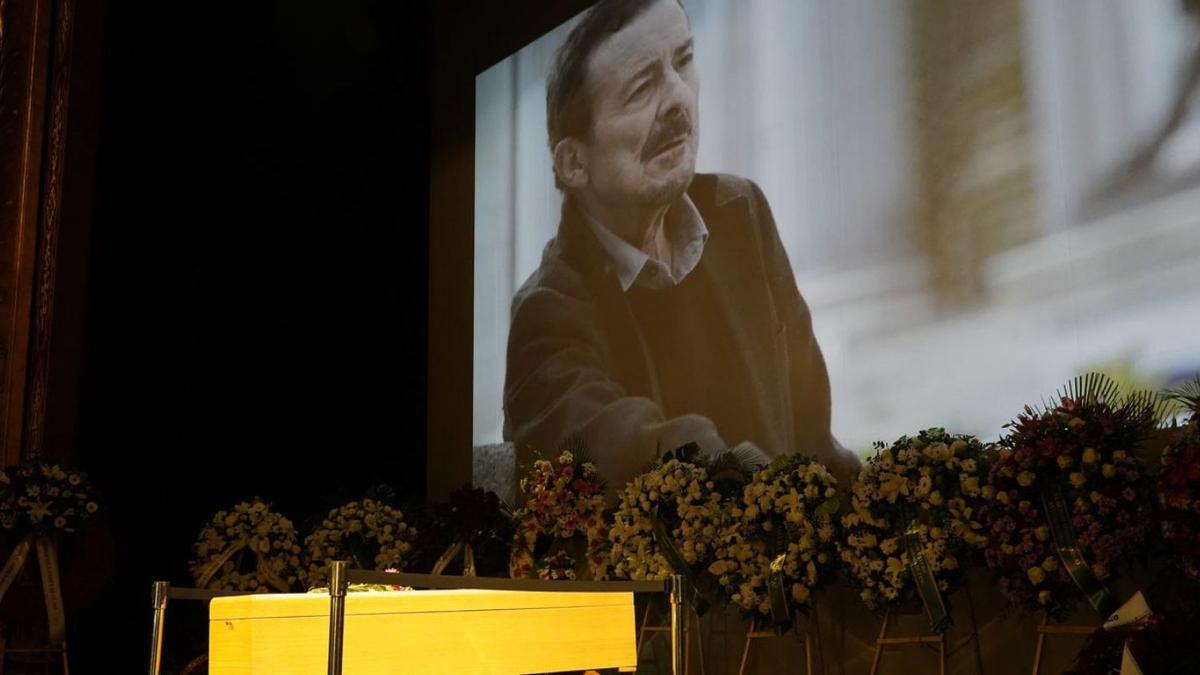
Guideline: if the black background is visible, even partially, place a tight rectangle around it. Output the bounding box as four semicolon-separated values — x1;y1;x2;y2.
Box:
65;0;431;669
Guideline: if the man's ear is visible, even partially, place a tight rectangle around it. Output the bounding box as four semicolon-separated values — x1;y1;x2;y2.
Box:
552;138;589;190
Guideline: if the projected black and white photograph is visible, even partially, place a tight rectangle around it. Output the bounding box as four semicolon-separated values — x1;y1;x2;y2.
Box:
472;4;1200;669
474;0;1200;484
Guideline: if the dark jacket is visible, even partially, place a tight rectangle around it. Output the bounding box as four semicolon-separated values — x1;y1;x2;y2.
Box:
503;173;858;488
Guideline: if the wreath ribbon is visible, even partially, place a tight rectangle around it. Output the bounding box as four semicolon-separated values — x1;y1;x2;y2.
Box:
0;536;32;602
196;539;291;592
254;555;292;593
431;537;477;577
649;509;709;615
1040;484;1116;617
766;554;792;630
194;540;247;589
902;518;950;632
0;534;68;644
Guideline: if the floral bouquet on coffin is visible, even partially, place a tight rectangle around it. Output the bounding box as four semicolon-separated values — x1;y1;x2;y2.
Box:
306;567;414;594
509;439;610;581
190;498;304;592
708;454;842;629
839;428;991;632
301;489;419;587
1158;376;1200;582
980;374;1164;619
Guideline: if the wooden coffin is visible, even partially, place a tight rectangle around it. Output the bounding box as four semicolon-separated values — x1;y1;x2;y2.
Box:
208;588;638;674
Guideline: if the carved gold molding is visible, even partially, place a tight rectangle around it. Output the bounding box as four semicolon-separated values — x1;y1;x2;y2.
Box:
0;0;71;464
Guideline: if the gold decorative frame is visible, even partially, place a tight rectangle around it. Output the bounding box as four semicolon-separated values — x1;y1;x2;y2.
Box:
0;0;75;466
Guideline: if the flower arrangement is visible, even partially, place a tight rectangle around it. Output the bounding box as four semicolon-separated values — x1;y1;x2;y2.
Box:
980;374;1162;618
1065;581;1200;675
302;495;418;587
839;428;991;631
509;439;609;581
423;486;513;577
306;567;414;594
708;454;841;627
0;459;99;535
608;443;732;585
1158;377;1200;582
190;498;303;592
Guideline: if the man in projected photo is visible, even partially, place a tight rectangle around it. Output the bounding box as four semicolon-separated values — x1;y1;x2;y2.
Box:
504;0;861;488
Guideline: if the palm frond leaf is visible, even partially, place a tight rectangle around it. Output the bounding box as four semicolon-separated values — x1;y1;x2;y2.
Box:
1164;375;1200;416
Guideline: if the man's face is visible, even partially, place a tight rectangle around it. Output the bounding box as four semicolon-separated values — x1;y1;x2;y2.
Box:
578;0;699;209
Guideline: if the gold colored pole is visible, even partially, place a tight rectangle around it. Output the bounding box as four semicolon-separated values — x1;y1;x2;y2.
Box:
670;575;684;675
869;612;889;675
1031;614;1046;675
964;578;985;675
148;582;169;675
938;632;946;675
327;561;348;675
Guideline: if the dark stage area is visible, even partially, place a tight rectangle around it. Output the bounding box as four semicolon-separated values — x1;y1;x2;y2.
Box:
50;1;432;669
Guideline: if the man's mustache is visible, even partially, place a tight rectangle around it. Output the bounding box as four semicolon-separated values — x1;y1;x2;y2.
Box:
640;114;693;162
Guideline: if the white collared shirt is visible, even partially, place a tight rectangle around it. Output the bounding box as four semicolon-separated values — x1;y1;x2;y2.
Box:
582;195;709;291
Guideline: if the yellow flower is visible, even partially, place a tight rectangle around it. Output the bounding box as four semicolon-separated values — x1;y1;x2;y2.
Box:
1035;526;1050;542
1069;472;1087;489
791;583;811;604
1113;450;1127;462
1017;471;1036;487
1092;563;1109;580
1102;464;1116;478
996;491;1010;505
943;556;959;570
928;491;944;507
1082;448;1098;465
28;500;51;523
915;475;933;497
878;473;907;502
961;476;980;496
1042;557;1059;572
981;485;995;500
1057;455;1073;469
1027;567;1046;585
1038;590;1051;605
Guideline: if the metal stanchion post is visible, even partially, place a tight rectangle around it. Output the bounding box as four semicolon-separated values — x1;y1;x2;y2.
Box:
148;581;170;675
670;575;684;675
327;561;348;675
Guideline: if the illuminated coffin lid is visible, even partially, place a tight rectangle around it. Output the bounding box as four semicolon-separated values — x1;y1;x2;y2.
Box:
208;588;638;674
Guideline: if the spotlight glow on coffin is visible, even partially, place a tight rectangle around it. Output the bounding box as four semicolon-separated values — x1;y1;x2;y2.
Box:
208;588;638;674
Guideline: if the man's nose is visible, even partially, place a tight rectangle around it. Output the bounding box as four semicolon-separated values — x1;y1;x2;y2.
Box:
659;68;693;122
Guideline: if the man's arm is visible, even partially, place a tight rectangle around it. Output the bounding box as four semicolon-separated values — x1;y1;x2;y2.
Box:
503;278;726;490
745;180;863;485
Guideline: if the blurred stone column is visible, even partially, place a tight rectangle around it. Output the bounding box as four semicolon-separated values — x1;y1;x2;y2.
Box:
910;0;1038;306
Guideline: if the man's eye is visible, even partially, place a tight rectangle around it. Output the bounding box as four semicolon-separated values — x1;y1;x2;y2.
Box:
628;82;651;103
677;52;694;67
